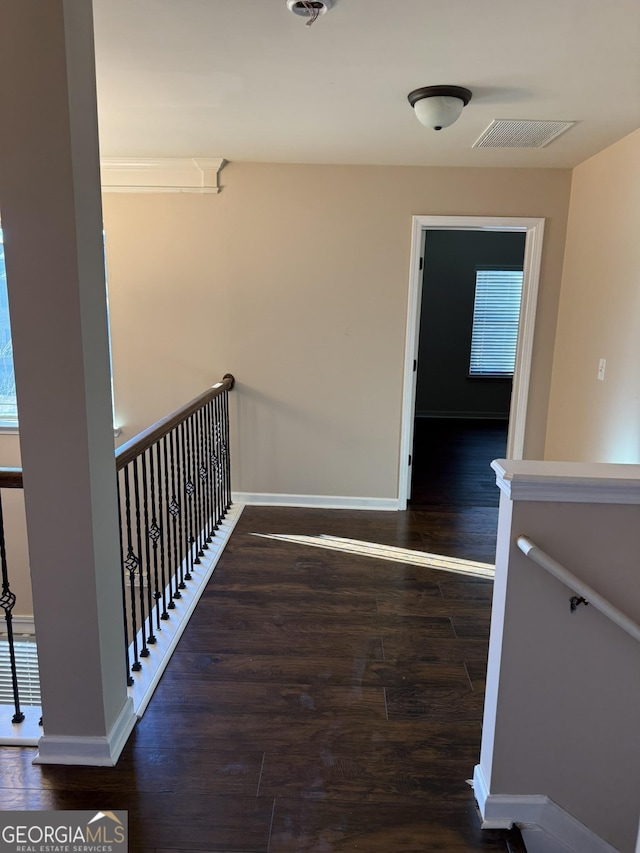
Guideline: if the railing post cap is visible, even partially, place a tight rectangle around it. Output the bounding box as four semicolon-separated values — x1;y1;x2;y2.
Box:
223;373;236;390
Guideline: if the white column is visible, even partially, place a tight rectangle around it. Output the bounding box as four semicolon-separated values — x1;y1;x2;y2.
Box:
0;0;136;764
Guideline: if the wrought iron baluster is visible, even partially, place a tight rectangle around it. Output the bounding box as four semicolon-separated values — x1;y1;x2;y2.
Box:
132;459;149;659
0;491;25;723
197;405;205;546
116;478;134;685
181;420;194;582
149;442;170;615
213;394;222;529
191;412;204;561
196;407;209;553
207;398;217;539
123;465;142;672
202;403;213;542
140;450;157;643
222;389;232;512
155;440;173;607
208;398;218;533
215;391;227;519
162;434;175;613
170;426;184;594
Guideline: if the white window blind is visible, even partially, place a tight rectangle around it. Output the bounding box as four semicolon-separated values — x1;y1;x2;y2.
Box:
469;268;524;376
0;637;41;706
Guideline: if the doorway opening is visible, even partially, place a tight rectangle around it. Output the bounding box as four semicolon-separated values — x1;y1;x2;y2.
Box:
398;216;545;510
411;229;525;507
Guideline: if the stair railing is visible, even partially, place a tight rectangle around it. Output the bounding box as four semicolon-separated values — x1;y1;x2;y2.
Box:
0;373;235;728
115;375;235;682
517;534;640;643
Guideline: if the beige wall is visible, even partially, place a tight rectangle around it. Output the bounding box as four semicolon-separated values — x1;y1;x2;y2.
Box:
546;128;640;462
103;162;571;501
482;492;640;853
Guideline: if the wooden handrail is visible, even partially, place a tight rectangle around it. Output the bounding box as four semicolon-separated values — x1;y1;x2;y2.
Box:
0;374;235;486
0;469;23;489
115;374;235;470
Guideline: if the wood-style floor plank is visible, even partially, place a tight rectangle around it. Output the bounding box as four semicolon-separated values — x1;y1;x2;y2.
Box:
410;417;508;510
269;797;510;852
258;751;478;803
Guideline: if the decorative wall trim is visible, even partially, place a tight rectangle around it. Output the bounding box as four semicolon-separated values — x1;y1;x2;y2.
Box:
492;459;640;504
34;697;137;766
473;765;619;853
232;492;400;511
100;157;226;194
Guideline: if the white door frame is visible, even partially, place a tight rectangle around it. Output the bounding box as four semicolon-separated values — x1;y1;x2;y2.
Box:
398;215;546;509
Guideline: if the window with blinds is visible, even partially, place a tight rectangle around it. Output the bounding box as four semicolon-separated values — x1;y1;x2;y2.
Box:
469;268;524;377
0;638;41;706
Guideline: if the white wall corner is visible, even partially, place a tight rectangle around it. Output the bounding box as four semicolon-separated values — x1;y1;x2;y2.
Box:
473;766;620;853
33;697;137;766
100;157;227;194
473;764;515;829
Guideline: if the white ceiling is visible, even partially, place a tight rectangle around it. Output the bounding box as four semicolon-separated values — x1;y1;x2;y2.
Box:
92;0;640;168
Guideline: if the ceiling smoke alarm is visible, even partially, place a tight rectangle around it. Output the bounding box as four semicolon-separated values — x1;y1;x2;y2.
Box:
286;0;334;20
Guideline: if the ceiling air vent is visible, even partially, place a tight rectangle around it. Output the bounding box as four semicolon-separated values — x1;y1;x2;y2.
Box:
473;119;575;149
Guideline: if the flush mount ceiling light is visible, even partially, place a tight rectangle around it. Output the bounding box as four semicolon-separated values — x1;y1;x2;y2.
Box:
407;85;473;131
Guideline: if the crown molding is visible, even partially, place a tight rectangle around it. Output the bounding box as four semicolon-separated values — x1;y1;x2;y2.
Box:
100;157;226;194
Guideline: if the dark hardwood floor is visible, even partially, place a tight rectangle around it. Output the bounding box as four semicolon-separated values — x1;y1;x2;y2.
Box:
0;475;517;850
410;417;508;508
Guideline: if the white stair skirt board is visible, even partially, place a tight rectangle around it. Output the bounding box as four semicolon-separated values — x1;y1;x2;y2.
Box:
127;503;244;717
0;704;42;747
34;697;137;767
473;765;619;853
232;492;399;511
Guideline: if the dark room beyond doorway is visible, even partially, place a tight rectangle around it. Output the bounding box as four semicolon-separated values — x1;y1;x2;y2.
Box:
410;229;526;509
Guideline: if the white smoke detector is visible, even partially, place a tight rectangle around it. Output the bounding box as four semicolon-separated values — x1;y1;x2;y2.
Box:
286;0;334;20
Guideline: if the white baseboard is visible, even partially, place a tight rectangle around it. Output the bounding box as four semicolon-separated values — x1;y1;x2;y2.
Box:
473;765;619;853
232;492;400;511
33;697;137;766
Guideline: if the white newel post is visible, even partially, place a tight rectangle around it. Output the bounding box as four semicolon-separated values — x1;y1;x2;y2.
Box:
0;1;136;764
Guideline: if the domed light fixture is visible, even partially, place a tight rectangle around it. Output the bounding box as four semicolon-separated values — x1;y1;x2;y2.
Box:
407;85;472;131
